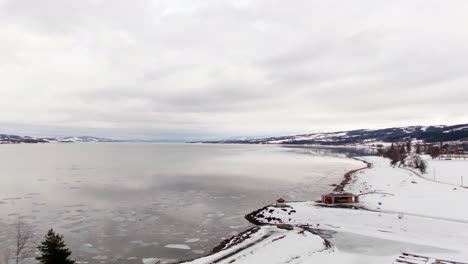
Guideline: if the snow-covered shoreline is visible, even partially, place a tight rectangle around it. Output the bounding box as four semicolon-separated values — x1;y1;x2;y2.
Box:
184;155;468;264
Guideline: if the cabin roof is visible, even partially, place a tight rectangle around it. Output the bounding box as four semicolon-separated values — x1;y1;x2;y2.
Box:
322;192;355;197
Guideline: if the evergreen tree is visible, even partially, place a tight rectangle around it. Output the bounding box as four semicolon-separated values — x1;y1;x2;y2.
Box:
398;144;407;164
415;144;421;154
386;143;401;165
36;229;75;264
406;141;411;153
428;146;441;159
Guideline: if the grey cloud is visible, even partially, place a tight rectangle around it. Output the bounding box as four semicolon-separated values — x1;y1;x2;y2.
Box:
0;0;467;140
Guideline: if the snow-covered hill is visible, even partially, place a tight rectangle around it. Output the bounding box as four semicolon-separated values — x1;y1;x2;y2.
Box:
49;136;116;143
0;134;116;144
198;124;468;145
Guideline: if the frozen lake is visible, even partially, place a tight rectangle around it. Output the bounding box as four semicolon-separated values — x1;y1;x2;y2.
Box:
0;143;365;263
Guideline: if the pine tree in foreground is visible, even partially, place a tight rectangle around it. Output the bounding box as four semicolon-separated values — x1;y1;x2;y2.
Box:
36;229;75;264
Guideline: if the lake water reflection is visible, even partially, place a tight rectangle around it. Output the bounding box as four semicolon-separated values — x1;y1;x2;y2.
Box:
0;143;365;263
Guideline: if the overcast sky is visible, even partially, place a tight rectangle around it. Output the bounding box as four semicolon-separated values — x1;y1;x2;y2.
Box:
0;0;467;140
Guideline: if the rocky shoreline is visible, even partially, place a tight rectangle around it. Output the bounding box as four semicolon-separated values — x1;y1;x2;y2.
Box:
181;155;468;263
182;157;370;263
333;158;370;192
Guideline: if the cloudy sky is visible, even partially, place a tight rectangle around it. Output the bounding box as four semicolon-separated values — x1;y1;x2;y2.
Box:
0;0;467;140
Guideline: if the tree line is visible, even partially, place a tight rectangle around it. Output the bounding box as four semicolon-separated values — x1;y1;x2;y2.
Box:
377;142;427;173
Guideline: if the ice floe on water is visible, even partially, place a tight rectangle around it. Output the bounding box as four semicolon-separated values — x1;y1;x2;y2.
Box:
229;225;248;229
142;258;159;264
0;144;366;263
78;243;100;254
64;204;85;208
92;255;108;260
3;197;22;200
130;240;159;247
164;244;191;250
185;238;200;243
222;215;243;220
205;212;225;218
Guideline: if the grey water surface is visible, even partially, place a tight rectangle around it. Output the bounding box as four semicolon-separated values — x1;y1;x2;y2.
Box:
0;143;365;263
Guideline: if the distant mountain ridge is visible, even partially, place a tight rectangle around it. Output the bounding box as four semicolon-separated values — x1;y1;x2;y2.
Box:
0;134;116;144
197;124;468;145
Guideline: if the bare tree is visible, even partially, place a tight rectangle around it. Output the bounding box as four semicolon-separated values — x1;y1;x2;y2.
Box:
0;222;13;264
12;219;35;264
419;159;427;174
0;248;10;264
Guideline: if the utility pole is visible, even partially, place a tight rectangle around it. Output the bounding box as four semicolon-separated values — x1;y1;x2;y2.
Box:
433;167;436;181
462;176;464;187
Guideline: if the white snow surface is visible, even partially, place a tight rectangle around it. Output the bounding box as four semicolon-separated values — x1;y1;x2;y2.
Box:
416;155;468;186
444;126;468;133
187;155;468;263
346;156;468;221
188;226;362;264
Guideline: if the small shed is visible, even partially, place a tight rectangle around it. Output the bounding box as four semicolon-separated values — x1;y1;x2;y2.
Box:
276;198;286;203
322;192;359;204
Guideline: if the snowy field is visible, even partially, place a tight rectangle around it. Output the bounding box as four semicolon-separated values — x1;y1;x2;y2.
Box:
186;225;402;264
346;156;468;221
418;155;468;186
187;156;468;263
